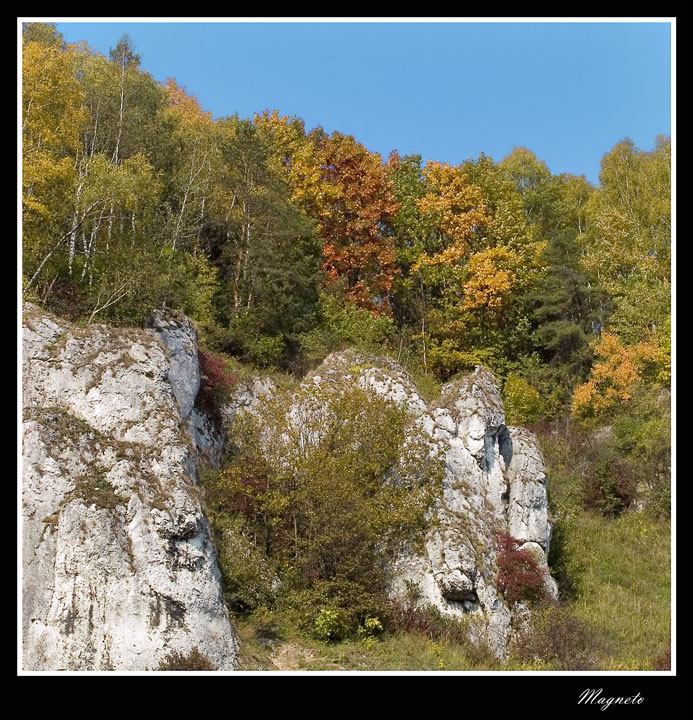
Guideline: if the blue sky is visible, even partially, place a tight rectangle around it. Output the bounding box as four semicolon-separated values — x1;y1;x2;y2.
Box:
50;20;672;185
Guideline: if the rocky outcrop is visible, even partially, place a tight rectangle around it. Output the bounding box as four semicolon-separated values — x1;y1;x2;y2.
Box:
21;304;237;670
22;301;557;667
248;349;557;658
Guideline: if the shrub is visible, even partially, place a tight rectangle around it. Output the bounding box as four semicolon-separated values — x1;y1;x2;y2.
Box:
495;533;547;604
313;607;351;642
245;334;285;368
513;605;604;670
210;379;443;630
206;515;278;614
279;576;392;641
545;518;580;602
297;290;396;366
358;616;384;638
157;647;217;671
582;452;638;517
210;454;274;521
197;350;237;414
503;374;544;425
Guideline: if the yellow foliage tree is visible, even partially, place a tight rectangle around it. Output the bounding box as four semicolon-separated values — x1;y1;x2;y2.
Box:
571;331;660;417
22;39;86;227
461;246;520;312
412;161;490;269
22;39;88;293
163;78;217;249
164;77;213;127
253;109;340;213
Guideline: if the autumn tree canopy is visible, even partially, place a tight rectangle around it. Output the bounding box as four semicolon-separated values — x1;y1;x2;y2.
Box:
21;23;671;430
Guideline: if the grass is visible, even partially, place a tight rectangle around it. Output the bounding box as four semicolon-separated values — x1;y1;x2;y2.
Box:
536;426;672;671
561;510;671;669
233;611;498;671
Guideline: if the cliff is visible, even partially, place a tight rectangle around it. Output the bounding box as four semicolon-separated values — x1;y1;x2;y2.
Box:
21;304;236;670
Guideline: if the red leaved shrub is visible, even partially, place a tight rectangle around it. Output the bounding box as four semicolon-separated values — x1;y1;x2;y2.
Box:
496;533;547;604
197;350;236;413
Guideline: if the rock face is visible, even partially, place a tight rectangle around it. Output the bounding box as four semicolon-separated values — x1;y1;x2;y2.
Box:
252;350;558;658
22;304;237;671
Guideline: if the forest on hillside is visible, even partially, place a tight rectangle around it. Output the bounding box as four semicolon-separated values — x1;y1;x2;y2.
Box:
21;24;671;670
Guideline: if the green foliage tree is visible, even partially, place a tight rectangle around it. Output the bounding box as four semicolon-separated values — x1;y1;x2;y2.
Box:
204;116;321;365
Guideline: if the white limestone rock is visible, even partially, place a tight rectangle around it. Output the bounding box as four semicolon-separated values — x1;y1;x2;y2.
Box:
22;304;237;671
146;311;200;421
221;376;277;427
186;408;225;470
506;426;553;550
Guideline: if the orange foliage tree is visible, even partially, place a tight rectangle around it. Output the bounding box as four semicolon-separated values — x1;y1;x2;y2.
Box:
313;130;400;313
255;111;400;314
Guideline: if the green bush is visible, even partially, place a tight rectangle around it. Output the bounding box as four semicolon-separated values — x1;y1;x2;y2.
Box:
314;607;352;642
201;511;278;614
202;377;443;636
298;291;396;366
503;373;544;424
358;616;384;638
245;334;286;368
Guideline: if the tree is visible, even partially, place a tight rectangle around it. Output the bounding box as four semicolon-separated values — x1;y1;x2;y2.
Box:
22;22;64;48
256;113;400;315
22;36;86;296
570;137;671;420
498;146;552;223
580;137;671;301
571;331;661;418
161;78;218;251
400;154;546;379
74;36;172;172
307;130;401;314
108;34;141;165
412;160;490;270
515;173;606;399
205;116;320;365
